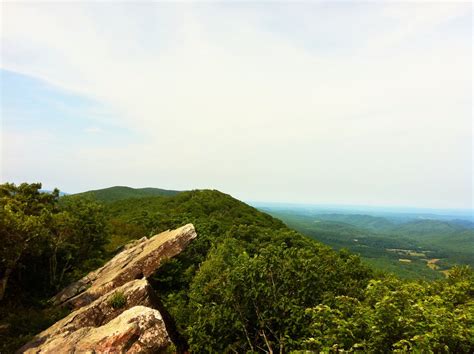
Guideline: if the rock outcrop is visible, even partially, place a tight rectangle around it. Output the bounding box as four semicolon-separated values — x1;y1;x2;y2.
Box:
22;306;171;354
19;224;197;353
54;223;197;308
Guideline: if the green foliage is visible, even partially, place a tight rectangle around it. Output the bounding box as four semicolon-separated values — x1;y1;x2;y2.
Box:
0;183;59;300
71;186;180;203
96;188;473;352
303;266;474;352
108;291;127;309
0;302;70;354
58;197;109;277
106;190;288;294
186;240;371;352
0;183;109;300
102;189;373;352
267;210;474;279
2;184;473;353
0;183;109;352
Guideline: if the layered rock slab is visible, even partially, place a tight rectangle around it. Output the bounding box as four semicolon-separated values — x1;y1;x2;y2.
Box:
19;224;197;353
22;306;171;353
20;278;156;352
54;223;197;308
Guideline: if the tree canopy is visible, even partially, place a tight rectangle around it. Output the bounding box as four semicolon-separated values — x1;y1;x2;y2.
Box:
1;184;473;353
0;183;108;301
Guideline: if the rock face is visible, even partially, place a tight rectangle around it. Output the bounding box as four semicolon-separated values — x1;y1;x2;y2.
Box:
19;224;197;354
54;223;197;308
22;306;171;354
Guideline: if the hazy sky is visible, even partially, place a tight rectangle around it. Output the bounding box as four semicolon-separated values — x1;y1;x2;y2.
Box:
1;1;472;209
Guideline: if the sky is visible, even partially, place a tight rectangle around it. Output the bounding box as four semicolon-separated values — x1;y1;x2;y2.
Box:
1;1;472;209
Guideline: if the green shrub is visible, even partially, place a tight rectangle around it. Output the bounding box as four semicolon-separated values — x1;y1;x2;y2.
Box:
108;291;127;309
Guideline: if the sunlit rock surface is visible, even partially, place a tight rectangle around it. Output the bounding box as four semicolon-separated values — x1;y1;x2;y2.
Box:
19;224;197;353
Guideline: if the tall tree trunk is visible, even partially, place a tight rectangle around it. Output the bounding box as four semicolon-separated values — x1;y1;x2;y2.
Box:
0;249;24;302
49;248;58;288
0;268;13;301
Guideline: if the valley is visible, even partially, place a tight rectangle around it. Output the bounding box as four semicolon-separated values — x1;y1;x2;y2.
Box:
253;203;474;279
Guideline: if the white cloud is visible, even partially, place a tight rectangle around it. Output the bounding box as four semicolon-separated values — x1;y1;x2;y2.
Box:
1;2;472;208
84;127;102;134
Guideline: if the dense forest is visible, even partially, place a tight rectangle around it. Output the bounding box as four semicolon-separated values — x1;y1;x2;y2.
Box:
260;208;474;280
1;183;473;352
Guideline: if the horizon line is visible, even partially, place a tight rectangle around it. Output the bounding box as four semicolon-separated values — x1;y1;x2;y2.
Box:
247;200;474;214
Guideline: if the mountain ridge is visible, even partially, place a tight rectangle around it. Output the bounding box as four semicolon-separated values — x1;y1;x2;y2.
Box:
71;186;181;203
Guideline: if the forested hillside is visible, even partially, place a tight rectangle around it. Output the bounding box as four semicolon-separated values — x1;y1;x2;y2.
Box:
72;185;181;203
1;183;473;352
260;208;474;280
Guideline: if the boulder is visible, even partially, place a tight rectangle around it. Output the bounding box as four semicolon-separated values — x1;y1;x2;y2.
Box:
22;306;171;353
19;278;157;352
18;224;197;354
53;224;197;308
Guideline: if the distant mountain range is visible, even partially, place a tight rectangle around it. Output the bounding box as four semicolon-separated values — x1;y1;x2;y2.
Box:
251;202;474;223
260;206;474;279
71;186;181;203
59;185;473;280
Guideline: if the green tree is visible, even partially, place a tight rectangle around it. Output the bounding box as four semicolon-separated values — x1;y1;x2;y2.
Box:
304;267;474;352
0;183;109;300
0;183;58;300
59;197;108;274
186;238;372;353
